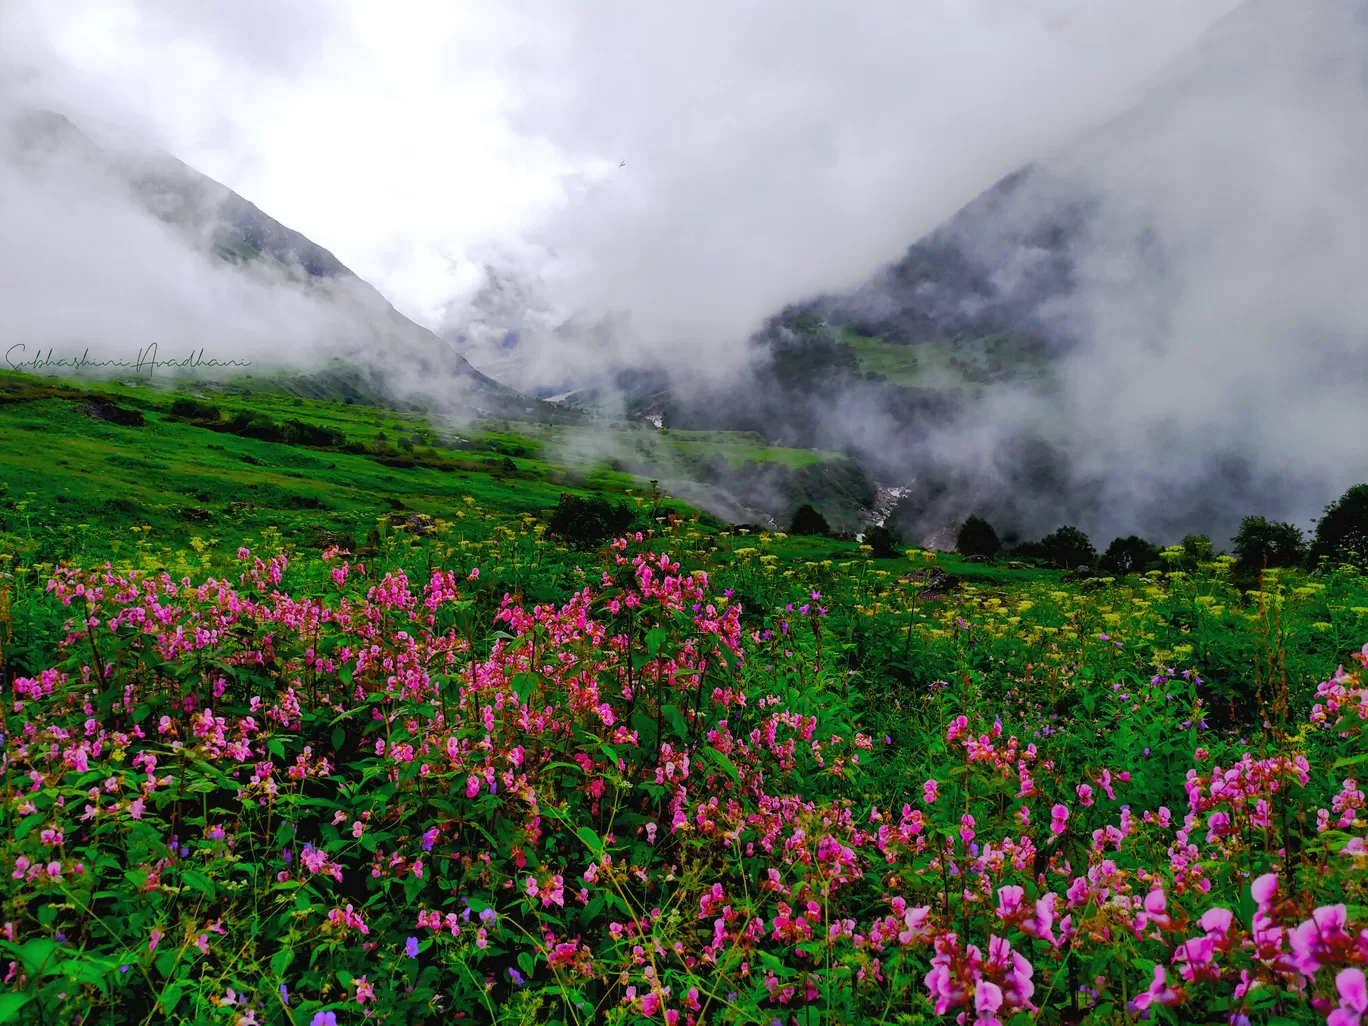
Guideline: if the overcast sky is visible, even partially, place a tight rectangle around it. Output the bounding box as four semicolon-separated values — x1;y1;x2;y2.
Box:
2;0;1243;351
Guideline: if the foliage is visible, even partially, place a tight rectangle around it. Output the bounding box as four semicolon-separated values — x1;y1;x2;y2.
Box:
788;503;831;536
169;398;223;421
6;368;1368;1024
956;514;1000;558
863;523;900;559
2;531;1368;1025
547;492;637;548
1100;535;1160;576
1182;534;1216;563
1313;484;1368;566
1235;516;1307;574
1039;525;1096;570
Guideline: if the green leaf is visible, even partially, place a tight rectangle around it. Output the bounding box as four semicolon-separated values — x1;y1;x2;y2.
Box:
645;627;667;656
271;946;293;977
0;993;33;1022
180;870;216;897
13;815;42;841
160;983;184;1013
510;673;539;702
404;873;425;905
576;826;602;855
331;726;346;752
662;704;688;740
18;938;60;977
267;738;286;759
709;750;741;785
68;956;112;995
359;831;377;852
631;712;657;744
1332;752;1368;768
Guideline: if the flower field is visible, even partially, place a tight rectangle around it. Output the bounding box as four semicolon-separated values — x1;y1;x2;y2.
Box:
2;511;1368;1025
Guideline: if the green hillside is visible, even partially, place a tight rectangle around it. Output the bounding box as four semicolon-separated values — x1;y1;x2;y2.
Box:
0;370;856;562
838;327;1056;394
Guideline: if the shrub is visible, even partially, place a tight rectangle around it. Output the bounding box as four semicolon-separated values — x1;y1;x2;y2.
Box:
1040;524;1096;569
224;411;285;443
863;523;900;558
788;503;831;536
169;397;221;421
1100;535;1159;575
1311;483;1368;565
281;418;346;447
955;514;1000;558
1234;515;1306;573
547;492;636;548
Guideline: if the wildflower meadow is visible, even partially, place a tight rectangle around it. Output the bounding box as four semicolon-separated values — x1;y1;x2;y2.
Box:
1;504;1367;1026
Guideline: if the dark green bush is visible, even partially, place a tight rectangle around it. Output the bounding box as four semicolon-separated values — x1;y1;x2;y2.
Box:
547;492;636;548
955;515;1000;558
863;523;900;558
789;503;832;536
169;397;221;421
280;418;346;447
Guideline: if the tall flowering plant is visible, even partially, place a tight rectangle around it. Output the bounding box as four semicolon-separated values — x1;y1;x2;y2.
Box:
0;541;1366;1023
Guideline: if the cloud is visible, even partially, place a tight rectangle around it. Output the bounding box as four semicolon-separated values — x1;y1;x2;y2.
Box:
0;107;344;374
769;0;1368;547
0;1;573;336
1;0;1241;387
993;0;1368;540
475;0;1244;384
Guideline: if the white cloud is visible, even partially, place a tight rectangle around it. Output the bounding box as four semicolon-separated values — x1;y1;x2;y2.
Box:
1;0;1239;365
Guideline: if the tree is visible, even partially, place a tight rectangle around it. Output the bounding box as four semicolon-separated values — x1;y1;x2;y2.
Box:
1233;516;1305;573
789;504;831;536
1040;525;1095;569
863;523;900;558
956;515;1000;558
1100;536;1158;575
1311;484;1368;565
1182;534;1215;563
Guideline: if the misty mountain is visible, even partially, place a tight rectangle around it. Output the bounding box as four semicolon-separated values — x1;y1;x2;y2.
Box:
2;108;555;418
806;0;1366;352
655;0;1368;545
807;165;1088;350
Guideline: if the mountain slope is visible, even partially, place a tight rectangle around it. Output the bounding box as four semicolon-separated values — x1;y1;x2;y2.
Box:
661;0;1368;542
807;0;1364;358
2;108;550;417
